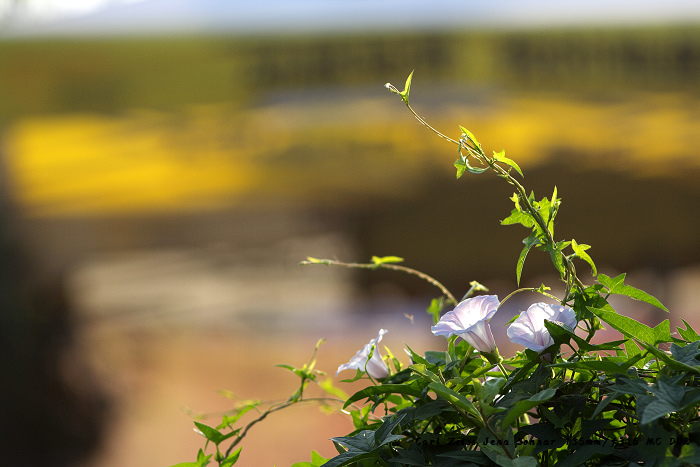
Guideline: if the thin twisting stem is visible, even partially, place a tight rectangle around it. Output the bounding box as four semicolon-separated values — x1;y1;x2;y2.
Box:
301;258;458;305
393;93;587;300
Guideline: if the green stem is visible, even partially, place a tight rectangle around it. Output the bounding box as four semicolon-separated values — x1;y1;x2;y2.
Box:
497;362;509;379
301;258;457;305
395;95;587;298
224;396;350;457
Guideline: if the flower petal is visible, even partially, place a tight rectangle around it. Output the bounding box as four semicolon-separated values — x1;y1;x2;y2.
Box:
336;329;389;379
432;295;499;352
507;302;577;353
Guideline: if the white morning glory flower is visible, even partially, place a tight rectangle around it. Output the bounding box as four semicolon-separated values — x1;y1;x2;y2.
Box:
336;329;389;379
507;302;577;353
431;295;499;353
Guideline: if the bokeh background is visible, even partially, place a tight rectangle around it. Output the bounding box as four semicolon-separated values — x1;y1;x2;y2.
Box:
1;1;700;465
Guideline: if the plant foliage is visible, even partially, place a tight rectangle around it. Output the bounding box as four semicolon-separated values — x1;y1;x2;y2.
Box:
173;74;700;467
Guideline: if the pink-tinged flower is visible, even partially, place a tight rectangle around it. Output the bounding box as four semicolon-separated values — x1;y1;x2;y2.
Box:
507;303;577;352
431;295;499;353
336;329;389;379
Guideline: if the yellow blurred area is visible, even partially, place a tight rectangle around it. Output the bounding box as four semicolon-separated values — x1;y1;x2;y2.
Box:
6;91;700;217
6;111;263;216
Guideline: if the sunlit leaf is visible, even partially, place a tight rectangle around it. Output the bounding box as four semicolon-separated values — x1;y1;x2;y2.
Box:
459;125;481;149
399;70;413;105
598;273;668;312
219;447;242;467
492;149;524;177
571;239;597;276
516;231;539;285
677;320;700;342
371;255;404;265
588;305;671;345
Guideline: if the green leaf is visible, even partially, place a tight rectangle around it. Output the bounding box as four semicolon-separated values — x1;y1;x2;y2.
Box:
492;149;524;177
550;357;640;374
399;70;413;105
320;378;349;401
409;363;442;384
640;377;685;424
324;415;405;467
501;193;536;228
343;384;424;409
545;244;567;278
543;320;626;352
219;447;242;467
374;413;406;447
571;239;597;276
330;431;375;453
459;125;481;149
371;255;404;265
677;320;700;342
194;422;235;446
516;231;540;285
556;443;615;467
588;305;671;346
311;451;330;466
466;162;489;174
426;296;445;325
323;432;377;467
678;444;700;464
454;157;467;179
636;341;700;374
169;449;212;467
597;273;668;312
548;186;559;230
500;388;557;429
388;445;427;466
438;450;489;463
671;341;700;367
428;382;482;424
512;457;539;467
301;256;330;265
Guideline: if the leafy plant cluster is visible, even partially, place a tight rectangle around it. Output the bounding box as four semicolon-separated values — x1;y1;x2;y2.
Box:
173;74;700;467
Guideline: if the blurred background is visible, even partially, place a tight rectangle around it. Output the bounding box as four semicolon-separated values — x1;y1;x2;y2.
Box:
1;1;700;465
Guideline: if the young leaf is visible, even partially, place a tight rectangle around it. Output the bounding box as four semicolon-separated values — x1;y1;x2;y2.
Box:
426;296;445;325
459;125;481;149
219;447;242;467
516;231;540;285
571;239;597;276
399;70;413;105
168;449;211;467
290;451;330;467
371;255;404;265
454;157;468;179
548;186;559;230
492;149;524;177
545;245;567;278
194;422;229;445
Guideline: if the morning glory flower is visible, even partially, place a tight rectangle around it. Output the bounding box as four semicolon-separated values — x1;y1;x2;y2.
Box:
431;295;499;353
507;302;577;353
336;329;389;379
